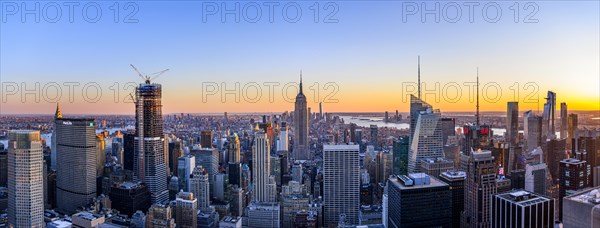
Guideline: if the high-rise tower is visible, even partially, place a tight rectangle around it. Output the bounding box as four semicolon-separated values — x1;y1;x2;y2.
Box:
56;118;97;214
253;130;273;203
461;150;497;228
134;79;169;203
293;73;309;160
506;102;519;145
323;144;360;226
543;91;557;140
7;130;45;227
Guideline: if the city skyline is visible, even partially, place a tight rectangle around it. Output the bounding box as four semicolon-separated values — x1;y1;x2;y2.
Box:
1;1;598;114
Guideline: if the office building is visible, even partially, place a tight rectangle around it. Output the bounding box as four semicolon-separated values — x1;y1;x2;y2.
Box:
441;117;456;145
277;122;288;152
491;190;554;228
190;148;219;197
219;216;242;228
247;202;281;228
190;165;210;210
323;144;360;226
559;158;590;220
560;102;567;139
134;80;169;203
387;173;452;227
524;110;543;152
462;150;497;228
109;181;152;217
7;130;44;227
0;150;7;187
567;113;578;151
96;133;106;177
201;130;213;148
51;103;62;170
124;132;135;172
176;191;198;228
198;207;220;228
55;118;97;214
524;163;547;195
542;91;556;139
439;171;465;228
392;136;409;176
508;169;525;190
544;138;566;183
507;102;519;145
419;157;454;178
253;131;273;203
293;76;310;160
408;103;443;173
71;212;105;228
370;125;378;148
168;139;184;176
178;155;196;192
562;186;600;227
146;203;175;228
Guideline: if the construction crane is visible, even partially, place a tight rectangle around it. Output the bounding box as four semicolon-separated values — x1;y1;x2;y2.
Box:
130;64;169;84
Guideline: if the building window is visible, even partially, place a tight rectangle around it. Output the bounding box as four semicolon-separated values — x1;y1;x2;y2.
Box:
565;171;569;177
565;180;569;186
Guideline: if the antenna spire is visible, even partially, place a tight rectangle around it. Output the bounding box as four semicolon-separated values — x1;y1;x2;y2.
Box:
476;67;480;125
418;56;421;99
299;70;303;94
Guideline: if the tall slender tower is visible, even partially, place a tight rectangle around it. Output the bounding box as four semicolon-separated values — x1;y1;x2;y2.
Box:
560;102;568;139
323;144;360;226
418;56;421;99
506;102;519;145
7;130;44;227
51;102;62;170
461;150;497;228
252;131;272;203
293;73;309;160
56;118;97;214
134;80;169;203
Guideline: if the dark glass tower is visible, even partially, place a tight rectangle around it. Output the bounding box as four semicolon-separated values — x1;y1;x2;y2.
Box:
134;81;168;203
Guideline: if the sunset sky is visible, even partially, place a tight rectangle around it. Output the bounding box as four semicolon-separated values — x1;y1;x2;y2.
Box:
1;1;598;115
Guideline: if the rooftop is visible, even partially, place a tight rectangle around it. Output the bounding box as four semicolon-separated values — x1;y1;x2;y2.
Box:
564;187;600;205
389;173;448;190
497;190;552;206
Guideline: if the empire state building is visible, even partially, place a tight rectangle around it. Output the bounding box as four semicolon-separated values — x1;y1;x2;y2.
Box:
293;74;309;160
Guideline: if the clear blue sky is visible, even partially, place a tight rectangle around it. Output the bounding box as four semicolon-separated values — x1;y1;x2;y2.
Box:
1;1;598;114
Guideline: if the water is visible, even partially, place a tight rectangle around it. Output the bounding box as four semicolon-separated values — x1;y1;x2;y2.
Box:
338;115;410;129
339;115;506;136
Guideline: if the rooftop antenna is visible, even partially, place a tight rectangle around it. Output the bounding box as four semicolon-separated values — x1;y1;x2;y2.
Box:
476;67;480;125
418;56;421;99
130;64;169;84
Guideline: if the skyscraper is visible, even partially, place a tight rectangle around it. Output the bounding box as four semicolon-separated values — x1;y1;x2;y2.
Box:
323;144;360;226
439;171;466;228
559;158;590;221
408;98;443;173
560;102;568;139
190;148;219;198
567;113;578;151
175;191;198;228
506;102;519;145
293;75;309;160
462;150;497;228
51;102;62;170
228;133;242;187
177;155;196;192
190;165;210;210
277;122;288;152
542;91;556;140
252;130;273;203
134;80;169;203
524;110;543;152
370;124;378;148
7;130;44;227
168;139;184;176
387;173;452;228
491;190;555;228
55;118;97;214
201;130;212;148
562;186;600;227
392;136;409;176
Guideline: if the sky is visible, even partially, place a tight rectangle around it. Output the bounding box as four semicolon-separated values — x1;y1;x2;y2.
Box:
1;1;599;115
